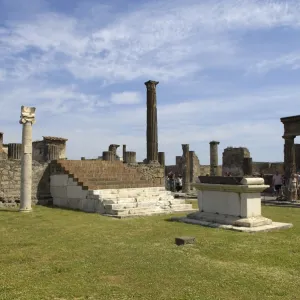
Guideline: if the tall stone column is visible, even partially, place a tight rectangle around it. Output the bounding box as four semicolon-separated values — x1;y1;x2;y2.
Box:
145;80;159;164
8;143;22;160
283;135;296;201
19;106;36;212
122;145;126;162
243;157;253;176
182;144;190;193
158;152;165;167
210;141;220;176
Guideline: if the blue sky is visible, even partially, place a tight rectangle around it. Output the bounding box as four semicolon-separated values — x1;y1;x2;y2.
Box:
1;0;300;165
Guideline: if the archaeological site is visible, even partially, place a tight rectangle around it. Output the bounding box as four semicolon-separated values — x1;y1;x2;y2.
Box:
0;80;299;231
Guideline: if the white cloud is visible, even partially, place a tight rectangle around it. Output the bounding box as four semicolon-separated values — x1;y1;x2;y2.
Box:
1;0;300;165
110;92;141;105
248;52;300;74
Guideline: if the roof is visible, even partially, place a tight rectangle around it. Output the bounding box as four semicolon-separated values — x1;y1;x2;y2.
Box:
43;136;68;142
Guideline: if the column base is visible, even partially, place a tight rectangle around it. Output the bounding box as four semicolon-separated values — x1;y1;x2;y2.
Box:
19;207;32;213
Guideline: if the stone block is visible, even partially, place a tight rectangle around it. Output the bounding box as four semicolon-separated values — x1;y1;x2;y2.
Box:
175;236;195;246
50;174;69;187
50;186;67;198
67;185;88;199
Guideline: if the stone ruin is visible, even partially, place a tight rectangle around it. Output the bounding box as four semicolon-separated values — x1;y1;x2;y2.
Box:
0;81;194;217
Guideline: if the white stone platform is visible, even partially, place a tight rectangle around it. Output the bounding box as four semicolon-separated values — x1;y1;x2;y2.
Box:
50;174;195;217
170;177;293;232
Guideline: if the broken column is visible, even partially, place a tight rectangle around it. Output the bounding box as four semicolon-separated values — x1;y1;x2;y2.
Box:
283;135;296;201
0;132;3;150
158;152;165;167
182;144;190;193
122;145;126;162
108;144;120;159
8;143;21;160
102;151;114;161
209;141;220;176
145;80;159;164
125;151;136;163
243;157;253;176
19;106;36;212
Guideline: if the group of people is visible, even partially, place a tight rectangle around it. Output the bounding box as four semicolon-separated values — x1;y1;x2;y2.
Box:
272;171;300;202
166;172;183;192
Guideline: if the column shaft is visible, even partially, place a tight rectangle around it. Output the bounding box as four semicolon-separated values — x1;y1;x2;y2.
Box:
102;151;114;161
158;152;165;167
210;141;220;176
125;151;136;163
182;144;190;193
145;80;159;163
20;122;33;211
8;143;21;160
284;136;296;201
123;145;126;162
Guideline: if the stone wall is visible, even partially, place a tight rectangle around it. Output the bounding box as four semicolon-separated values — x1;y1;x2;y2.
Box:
222;147;250;176
252;162;284;175
0;160;51;207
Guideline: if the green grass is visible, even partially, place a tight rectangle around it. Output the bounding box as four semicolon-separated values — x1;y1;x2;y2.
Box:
0;203;300;300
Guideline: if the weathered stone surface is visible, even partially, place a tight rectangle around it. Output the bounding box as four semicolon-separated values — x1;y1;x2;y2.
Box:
182;144;190;193
209;141;219;176
175;236;195;246
222;147;250;176
0;160;51;207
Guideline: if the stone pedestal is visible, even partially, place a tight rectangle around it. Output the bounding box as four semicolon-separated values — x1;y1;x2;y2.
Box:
243;157;253;176
19;106;36;212
102;151;114;161
158;152;165;167
171;177;293;232
123;145;126;162
283;135;296;201
209;141;219;176
182;144;190;193
8;143;21;160
125;151;136;163
145;80;159;164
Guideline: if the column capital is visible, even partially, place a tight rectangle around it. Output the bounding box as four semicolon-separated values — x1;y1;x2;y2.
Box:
19;106;36;124
209;141;220;145
282;135;296;140
145;80;159;91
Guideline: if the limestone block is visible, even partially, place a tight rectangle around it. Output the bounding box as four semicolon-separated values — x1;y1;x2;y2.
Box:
82;198;95;212
68;198;83;210
240;177;264;185
95;199;105;214
67;177;78;186
240;192;261;218
50;174;69;187
67;185;88;199
175;236;195;246
50;186;67;198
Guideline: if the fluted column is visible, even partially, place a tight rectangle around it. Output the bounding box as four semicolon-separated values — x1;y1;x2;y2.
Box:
243;157;253;176
283;135;296;201
47;144;59;161
145;80;159;164
8;143;21;160
158;152;165;167
182;144;190;193
123;145;126;162
125;151;136;163
210;141;220;176
102;151;114;161
19;106;36;212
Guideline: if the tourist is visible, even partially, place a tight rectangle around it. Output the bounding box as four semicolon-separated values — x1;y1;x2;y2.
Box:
272;171;283;197
175;174;183;192
167;172;175;192
288;173;298;202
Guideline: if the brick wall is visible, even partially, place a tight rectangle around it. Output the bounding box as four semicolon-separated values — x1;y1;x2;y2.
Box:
0;160;51;207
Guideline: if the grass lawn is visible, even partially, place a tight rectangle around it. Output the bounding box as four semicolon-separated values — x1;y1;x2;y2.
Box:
0;202;300;300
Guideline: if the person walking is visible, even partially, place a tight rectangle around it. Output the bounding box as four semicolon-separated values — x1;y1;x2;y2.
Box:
288;173;298;202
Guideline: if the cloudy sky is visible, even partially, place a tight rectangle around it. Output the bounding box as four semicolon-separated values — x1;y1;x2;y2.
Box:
1;0;300;164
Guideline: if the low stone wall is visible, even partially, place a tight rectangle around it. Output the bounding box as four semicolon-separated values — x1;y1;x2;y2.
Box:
0;160;51;207
252;162;284;174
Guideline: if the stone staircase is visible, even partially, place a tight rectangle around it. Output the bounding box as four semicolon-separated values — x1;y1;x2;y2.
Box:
50;160;194;217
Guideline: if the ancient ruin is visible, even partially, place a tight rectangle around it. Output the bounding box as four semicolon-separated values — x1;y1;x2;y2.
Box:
209;141;219;176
